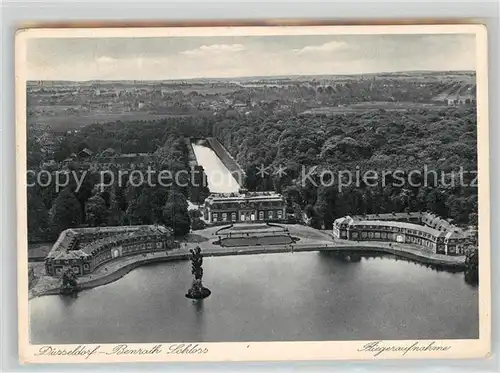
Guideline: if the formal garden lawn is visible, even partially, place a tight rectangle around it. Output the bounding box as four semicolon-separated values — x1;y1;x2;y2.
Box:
220;235;294;247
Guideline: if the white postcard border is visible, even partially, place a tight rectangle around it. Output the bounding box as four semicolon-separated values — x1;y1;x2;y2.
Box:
15;23;491;364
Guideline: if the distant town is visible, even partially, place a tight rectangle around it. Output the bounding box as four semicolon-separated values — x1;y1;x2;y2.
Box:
28;71;476;132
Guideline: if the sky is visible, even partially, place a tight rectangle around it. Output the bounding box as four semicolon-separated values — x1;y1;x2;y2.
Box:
26;33;476;80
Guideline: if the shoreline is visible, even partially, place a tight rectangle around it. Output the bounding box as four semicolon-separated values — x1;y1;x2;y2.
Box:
29;242;465;300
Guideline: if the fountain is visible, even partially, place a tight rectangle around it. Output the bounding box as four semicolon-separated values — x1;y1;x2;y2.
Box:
185;246;211;299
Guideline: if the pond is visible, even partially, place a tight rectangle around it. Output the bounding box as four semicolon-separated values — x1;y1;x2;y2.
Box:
29;252;478;344
191;142;240;193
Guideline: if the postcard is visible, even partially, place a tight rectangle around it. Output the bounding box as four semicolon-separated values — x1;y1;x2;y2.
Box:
16;23;490;363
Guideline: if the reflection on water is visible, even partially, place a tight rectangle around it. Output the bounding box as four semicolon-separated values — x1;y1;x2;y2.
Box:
29;253;479;344
191;142;240;193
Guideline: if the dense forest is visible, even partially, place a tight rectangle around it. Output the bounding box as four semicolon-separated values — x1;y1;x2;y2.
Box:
50;117;214;163
212;106;478;229
27;104;478;242
27;118;211;242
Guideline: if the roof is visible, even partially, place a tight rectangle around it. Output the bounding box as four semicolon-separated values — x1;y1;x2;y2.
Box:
71;225;171;235
335;211;465;239
352;212;460;232
206;191;285;204
80;148;93;156
93;153;153;164
420;213;454;231
349;219;442;236
47;249;91;260
80;226;168;254
353;212;423;221
46;225;173;259
334;216;354;226
445;230;466;240
94;155;153;165
51;229;79;253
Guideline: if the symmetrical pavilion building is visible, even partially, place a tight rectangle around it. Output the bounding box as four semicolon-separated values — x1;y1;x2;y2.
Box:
203;191;286;224
44;225;175;277
333;212;467;256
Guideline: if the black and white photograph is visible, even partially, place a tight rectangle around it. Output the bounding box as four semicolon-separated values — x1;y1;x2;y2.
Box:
16;24;490;362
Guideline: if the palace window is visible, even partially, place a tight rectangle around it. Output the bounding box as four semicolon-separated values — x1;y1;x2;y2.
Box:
269;211;274;219
277;210;283;218
222;213;227;221
259;211;264;220
213;213;218;222
231;212;237;221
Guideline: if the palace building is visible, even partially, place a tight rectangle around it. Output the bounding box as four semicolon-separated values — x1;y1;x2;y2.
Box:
333;212;467;256
45;225;175;277
202;191;286;224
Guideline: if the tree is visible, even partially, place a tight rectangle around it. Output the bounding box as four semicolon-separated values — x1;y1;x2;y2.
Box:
107;204;126;226
85;195;108;226
468;212;478;227
191;217;206;230
70;171;99;222
464;247;479;285
60;266;78;295
314;186;336;229
106;184;128;226
189;165;210;203
27;189;51;241
126;188;157;225
54;141;73;163
50;188;83;233
112;184;128;212
163;190;191;236
27;135;43;168
291;202;302;221
305;204;322;229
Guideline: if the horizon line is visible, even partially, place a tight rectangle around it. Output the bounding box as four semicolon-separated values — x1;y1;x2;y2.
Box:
27;69;476;83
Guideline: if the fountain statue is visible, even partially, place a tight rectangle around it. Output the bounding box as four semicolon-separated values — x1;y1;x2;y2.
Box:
60;266;79;295
185;246;211;299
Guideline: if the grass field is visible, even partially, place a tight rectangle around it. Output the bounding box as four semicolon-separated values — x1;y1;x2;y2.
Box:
220;235;294;247
223;224;276;231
